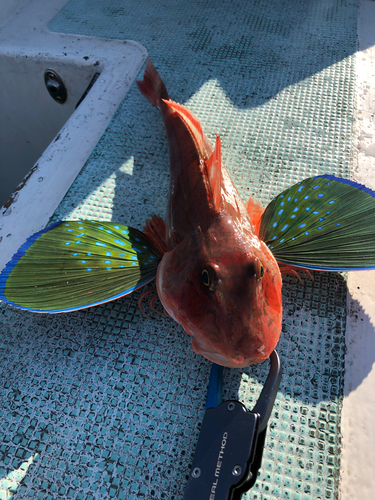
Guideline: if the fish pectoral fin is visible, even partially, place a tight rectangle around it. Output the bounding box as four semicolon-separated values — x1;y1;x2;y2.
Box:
260;175;375;271
206;135;222;212
0;221;161;313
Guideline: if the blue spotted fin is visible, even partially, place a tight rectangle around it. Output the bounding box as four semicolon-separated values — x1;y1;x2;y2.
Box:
0;221;161;313
259;175;375;271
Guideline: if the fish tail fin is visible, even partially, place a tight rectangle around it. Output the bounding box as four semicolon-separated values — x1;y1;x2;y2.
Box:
136;58;169;109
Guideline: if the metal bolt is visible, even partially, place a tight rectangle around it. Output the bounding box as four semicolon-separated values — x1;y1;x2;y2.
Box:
232;465;242;476
46;81;59;94
44;69;67;104
192;467;201;478
227;402;235;411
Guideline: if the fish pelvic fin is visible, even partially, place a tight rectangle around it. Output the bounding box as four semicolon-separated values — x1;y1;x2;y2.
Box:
136;58;169;109
162;99;206;157
205;135;222;212
143;215;169;256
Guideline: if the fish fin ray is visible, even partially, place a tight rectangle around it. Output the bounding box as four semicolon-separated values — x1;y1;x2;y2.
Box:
143;215;169;255
205;135;222;212
260;175;375;270
0;221;161;312
279;264;314;284
136;57;169;109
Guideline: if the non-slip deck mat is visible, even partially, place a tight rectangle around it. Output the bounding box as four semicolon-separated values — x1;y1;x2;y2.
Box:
0;0;358;498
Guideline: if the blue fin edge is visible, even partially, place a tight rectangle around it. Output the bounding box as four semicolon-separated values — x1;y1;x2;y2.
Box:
316;174;375;198
0;221;158;312
0;276;155;313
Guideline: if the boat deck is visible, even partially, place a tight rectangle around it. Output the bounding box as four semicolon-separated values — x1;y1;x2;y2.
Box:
1;0;374;498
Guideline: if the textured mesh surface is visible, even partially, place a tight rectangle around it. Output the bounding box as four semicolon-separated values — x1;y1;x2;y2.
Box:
0;0;358;498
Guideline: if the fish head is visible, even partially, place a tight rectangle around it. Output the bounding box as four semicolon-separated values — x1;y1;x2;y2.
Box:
156;215;282;367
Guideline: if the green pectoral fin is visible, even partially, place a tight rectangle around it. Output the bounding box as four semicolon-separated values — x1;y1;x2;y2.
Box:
0;221;162;312
260;175;375;271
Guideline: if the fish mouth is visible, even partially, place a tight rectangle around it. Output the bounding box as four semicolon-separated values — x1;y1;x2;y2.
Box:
192;337;256;368
198;349;251;368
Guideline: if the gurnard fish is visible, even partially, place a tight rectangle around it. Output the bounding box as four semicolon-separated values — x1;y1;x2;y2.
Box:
1;58;375;368
137;59;282;367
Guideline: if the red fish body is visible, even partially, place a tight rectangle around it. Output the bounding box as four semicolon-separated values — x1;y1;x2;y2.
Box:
137;59;282;368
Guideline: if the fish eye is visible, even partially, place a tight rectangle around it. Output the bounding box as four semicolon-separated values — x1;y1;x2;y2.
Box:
260;264;264;279
249;259;264;280
201;263;220;289
201;269;210;286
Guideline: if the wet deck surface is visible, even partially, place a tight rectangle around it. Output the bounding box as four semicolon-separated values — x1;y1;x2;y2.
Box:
0;1;360;498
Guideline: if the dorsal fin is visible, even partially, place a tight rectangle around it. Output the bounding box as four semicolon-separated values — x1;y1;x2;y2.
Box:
162;99;205;157
205;135;222;212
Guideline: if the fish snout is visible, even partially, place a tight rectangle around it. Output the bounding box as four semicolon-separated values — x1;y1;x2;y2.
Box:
192;334;263;368
230;352;246;365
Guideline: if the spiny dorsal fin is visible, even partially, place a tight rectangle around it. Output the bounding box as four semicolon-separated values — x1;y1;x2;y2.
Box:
162;99;205;157
205;135;222;212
